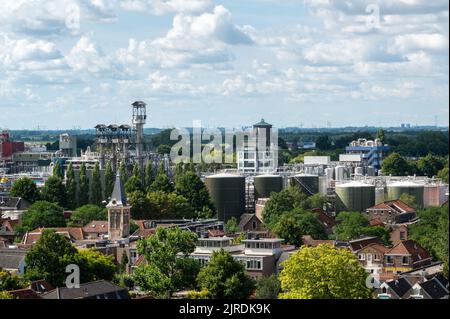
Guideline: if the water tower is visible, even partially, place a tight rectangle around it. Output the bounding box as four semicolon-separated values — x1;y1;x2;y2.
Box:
132;101;147;181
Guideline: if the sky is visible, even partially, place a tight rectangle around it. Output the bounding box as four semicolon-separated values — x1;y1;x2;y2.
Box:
0;0;448;130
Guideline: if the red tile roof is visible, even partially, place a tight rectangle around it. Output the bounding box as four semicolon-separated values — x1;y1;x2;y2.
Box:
357;242;390;254
369;218;385;227
23;227;85;245
386;240;431;262
83;221;108;234
9;288;41;299
349;237;382;251
367;200;415;213
311;208;337;229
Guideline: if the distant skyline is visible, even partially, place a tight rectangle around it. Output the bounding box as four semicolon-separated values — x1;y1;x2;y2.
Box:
0;0;449;130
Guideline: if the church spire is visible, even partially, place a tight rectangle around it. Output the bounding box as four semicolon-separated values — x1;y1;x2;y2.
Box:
107;173;127;207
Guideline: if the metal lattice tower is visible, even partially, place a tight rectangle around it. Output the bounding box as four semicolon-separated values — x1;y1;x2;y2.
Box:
132;101;147;181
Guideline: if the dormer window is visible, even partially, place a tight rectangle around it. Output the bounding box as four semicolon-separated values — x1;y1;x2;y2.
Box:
402;256;409;265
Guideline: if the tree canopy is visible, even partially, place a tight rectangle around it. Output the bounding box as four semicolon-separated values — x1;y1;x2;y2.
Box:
255;275;281;299
68;204;107;226
21;201;66;231
10;177;40;203
133;227;199;298
279;244;372;299
197;249;255;299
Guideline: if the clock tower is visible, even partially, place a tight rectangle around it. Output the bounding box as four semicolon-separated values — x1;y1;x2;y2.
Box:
107;173;131;241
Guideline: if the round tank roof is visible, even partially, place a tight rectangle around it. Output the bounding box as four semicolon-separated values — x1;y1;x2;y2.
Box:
336;181;374;187
293;174;318;177
389;181;423;187
206;173;243;178
255;174;281;178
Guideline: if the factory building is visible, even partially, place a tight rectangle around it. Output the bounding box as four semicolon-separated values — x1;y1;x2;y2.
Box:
237;119;278;174
344;138;390;171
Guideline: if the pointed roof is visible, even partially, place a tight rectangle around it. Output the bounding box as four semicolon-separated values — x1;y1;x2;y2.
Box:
107;174;127;207
253;118;272;128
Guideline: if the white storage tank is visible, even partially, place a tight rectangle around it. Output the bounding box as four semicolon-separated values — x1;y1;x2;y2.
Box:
375;187;386;205
387;181;424;208
355;167;364;176
423;184;448;207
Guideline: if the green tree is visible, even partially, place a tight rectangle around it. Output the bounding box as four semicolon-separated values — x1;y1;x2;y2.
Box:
132;163;141;180
255;275;281;299
104;161;115;199
157;144;172;155
68;204;107;226
25;230;78;287
175;171;215;218
376;129;386;143
78;163;90;207
399;193;419;210
144;161;154;190
90;162;103;206
41;176;67;207
146;191;195;219
409;204;449;277
119;161;128;185
315;135;332;150
0;270;29;291
128;191;151;219
332;211;369;241
279;244;372;299
53;161;64;179
362;226;391;246
381;152;413;176
262;187;310;227
125;176;144;194
225;217;239;234
133;227;199;298
437;163;449;183
197;249;255;299
74;249;117;283
0;291;13;299
65;162;77;210
416;154;445;177
10;177;40;203
21;201;66;231
119;253;129;273
271;209;327;246
150;165;174;193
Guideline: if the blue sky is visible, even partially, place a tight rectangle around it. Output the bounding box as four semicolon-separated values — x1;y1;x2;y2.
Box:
0;0;448;130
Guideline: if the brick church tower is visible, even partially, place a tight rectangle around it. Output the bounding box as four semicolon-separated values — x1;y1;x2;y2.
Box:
107;174;131;241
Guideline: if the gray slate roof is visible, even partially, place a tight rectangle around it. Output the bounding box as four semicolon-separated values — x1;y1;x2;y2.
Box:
41;280;130;299
107;174;127;206
0;249;26;270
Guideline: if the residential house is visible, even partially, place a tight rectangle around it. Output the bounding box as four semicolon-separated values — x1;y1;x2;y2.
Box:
389;224;408;246
365;200;416;224
356;243;389;276
0;196;30;213
9;280;54;300
238;214;263;232
22;227;85;245
384;240;432;275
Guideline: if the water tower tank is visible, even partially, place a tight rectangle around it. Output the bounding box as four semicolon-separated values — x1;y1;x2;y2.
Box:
387;181;424;208
205;173;246;222
290;174;319;195
325;167;334;180
254;174;283;199
335;181;375;212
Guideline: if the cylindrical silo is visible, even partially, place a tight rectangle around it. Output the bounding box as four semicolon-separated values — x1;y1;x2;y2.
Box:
335;166;346;181
375;187;386;204
366;166;376;177
335;181;375;212
423;184;447;208
325;167;334;181
205;173;246;222
254;174;283;200
290;174;319;195
387;181;424;208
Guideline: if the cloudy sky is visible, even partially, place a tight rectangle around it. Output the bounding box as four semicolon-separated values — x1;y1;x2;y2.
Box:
0;0;448;129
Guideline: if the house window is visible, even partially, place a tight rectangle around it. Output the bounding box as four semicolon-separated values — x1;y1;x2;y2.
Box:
382;287;387;294
374;254;380;261
400;231;406;241
402;256;409;265
252;221;257;230
386;256;394;264
358;253;365;261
